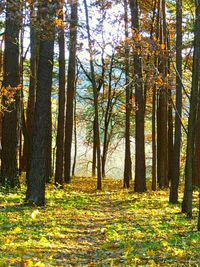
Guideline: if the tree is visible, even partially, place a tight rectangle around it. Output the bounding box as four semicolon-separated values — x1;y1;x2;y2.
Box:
20;2;38;174
123;0;132;188
157;0;168;189
182;1;200;217
1;0;20;188
26;0;57;205
64;0;78;184
170;0;182;203
83;0;102;189
130;0;146;192
55;1;65;187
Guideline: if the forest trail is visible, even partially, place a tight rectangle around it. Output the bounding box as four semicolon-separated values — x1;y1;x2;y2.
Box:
0;178;199;266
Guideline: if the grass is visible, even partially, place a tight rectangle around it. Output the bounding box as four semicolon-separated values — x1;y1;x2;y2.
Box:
0;177;199;266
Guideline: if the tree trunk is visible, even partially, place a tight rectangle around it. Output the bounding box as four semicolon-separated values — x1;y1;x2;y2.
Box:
157;0;168;189
170;0;182;203
72;87;77;177
64;0;78;184
151;1;159;191
182;2;200;217
130;0;146;192
84;0;102;189
152;85;157;191
168;90;173;183
55;2;65;187
1;0;20;188
46;100;52;183
198;192;200;230
124;0;132;188
26;5;38;176
193;103;200;187
26;1;56;205
92;118;97;177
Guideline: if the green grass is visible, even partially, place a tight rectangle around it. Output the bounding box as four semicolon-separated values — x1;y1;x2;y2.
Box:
0;178;199;266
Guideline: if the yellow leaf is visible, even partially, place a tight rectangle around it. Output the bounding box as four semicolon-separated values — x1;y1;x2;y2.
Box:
148;260;157;266
55;18;63;27
31;209;39;220
13;227;22;234
173;248;185;257
162;241;168;247
160;43;165;50
147;249;155;256
34;261;46;266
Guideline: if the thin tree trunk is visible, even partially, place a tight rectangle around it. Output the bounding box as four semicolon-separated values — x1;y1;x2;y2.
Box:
92;118;97;177
198;192;200;230
26;5;37;176
168;89;173;183
170;0;182;203
19;24;24;176
124;0;132;188
64;0;78;184
72;87;77;177
102;56;113;178
182;2;200;217
83;0;102;189
46;100;52;183
157;0;168;189
55;2;65;187
151;0;158;191
193;103;200;187
152;85;157;191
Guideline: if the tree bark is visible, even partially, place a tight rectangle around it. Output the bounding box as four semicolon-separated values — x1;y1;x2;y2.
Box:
26;4;38;176
193;103;200;187
64;0;78;184
45;99;52;183
157;0;168;189
124;0;132;188
182;2;200;217
170;0;182;203
83;0;102;189
26;1;56;205
1;0;20;188
55;2;65;187
130;0;146;192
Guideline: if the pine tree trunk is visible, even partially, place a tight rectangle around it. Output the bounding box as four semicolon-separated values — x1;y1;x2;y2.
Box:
198;192;200;230
92;118;97;177
124;0;132;188
72;89;77;177
55;2;65;187
130;0;146;192
84;0;102;189
182;2;200;217
152;85;157;191
193;104;200;187
157;0;168;189
1;0;20;188
170;0;182;203
26;5;38;176
64;0;78;184
168;90;173;183
26;1;56;205
46;101;52;183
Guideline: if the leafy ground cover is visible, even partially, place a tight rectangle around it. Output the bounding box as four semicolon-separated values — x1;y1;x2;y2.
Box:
0;178;199;266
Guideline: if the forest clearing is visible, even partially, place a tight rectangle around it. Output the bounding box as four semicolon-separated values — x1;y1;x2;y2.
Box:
0;178;200;266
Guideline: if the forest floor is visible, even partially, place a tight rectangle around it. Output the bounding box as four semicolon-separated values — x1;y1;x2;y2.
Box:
0;177;200;267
